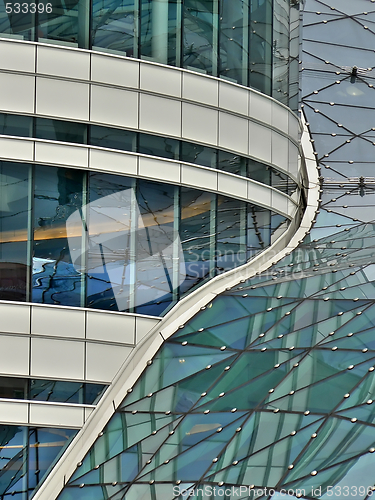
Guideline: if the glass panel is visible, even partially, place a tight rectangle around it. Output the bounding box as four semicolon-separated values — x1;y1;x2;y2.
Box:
140;0;180;66
249;0;272;94
0;425;28;499
0;113;32;137
91;0;137;56
37;0;89;48
0;377;27;399
219;0;249;86
248;158;271;185
139;133;180;160
89;125;136;152
179;188;215;293
32;165;85;307
183;0;216;75
35;118;87;144
86;172;134;312
135;180;178;315
0;0;35;41
218;151;247;176
181;142;217;168
272;0;290;104
0;162;31;301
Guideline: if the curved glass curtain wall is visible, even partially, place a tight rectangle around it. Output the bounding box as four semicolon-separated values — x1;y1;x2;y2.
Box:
0;162;289;316
0;0;299;106
0;425;77;499
0;113;298;196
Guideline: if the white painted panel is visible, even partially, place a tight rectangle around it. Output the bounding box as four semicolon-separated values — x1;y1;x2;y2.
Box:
0;303;30;334
218;112;248;155
0;40;35;72
0;137;33;161
91;85;138;128
247;182;272;208
182;103;218;145
86;311;135;344
272;131;289;171
91;54;139;88
140;63;181;97
182;72;218;106
0;73;35;113
135;317;160;344
181;165;218;191
250;91;271;124
0;401;28;424
86;343;133;383
289;142;299;178
289;114;300;141
139;94;181;137
249;121;272;163
139;157;180;183
31;338;85;379
90;149;138;175
219;82;249;115
271;190;289;216
217;173;247;199
35;142;88;168
272;101;289;133
36;78;89;120
84;407;94;421
31;307;85;339
37;46;90;80
0;335;29;376
29;404;84;427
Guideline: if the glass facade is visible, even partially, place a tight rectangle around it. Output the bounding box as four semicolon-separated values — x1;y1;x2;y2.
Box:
53;0;375;498
0;376;106;404
0;0;299;105
0;162;289;316
0;425;77;499
0;113;298;196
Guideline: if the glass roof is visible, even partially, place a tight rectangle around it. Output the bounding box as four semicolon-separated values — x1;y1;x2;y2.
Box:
56;1;375;498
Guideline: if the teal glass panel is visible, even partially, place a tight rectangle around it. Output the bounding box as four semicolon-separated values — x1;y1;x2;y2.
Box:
89;125;137;152
249;0;272;94
37;0;90;48
0;113;32;137
35;118;87;144
0;162;31;301
139;134;180;160
32;165;85;306
183;0;215;75
218;151;247;176
91;0;137;55
181;142;217;168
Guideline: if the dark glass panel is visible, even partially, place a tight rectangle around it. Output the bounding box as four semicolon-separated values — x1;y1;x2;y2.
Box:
248;158;271;185
35;118;87;144
249;0;272;94
29;379;107;404
32;165;85;306
0;162;31;301
89;125;136;152
36;0;89;48
138;133;180;160
0;377;27;399
0;113;32;137
87;172;134;312
91;0;137;56
181;141;217;168
0;425;28;499
219;0;249;86
218;151;247;176
179;188;215;293
183;0;215;75
216;196;247;273
135;180;176;315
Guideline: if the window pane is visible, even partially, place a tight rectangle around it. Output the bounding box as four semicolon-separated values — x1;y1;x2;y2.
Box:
139;133;180;160
32;166;85;306
0;162;31;301
91;0;137;55
0;113;32;138
35;118;87;144
90;125;136;152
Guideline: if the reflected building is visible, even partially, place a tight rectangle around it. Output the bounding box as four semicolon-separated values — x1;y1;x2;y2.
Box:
1;0;373;499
